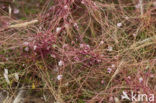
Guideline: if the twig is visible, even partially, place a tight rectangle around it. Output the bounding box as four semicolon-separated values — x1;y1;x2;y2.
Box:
8;19;38;28
139;0;144;16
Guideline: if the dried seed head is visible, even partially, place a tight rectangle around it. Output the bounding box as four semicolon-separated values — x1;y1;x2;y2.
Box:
4;69;10;84
15;73;19;81
4;69;8;75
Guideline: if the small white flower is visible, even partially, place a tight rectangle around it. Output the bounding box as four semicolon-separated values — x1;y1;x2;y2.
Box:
74;23;78;27
23;42;29;46
47;46;50;50
74;23;78;28
111;64;115;68
117;23;122;27
58;60;64;66
50;54;56;58
100;41;104;45
63;44;68;48
64;5;68;9
86;44;90;49
15;73;19;81
57;75;63;80
33;45;37;50
13;8;19;14
24;47;29;52
127;76;131;79
107;46;113;51
125;16;129;20
139;77;143;83
80;44;84;48
56;27;61;33
107;67;112;73
135;4;141;9
97;59;101;63
93;2;97;6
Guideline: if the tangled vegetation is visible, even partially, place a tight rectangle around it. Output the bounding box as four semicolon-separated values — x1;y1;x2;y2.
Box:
0;0;156;103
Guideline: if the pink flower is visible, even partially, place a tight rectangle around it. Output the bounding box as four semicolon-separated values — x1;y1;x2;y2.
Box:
101;80;104;84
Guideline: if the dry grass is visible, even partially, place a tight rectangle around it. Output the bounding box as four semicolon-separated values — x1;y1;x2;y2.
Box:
0;0;156;103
